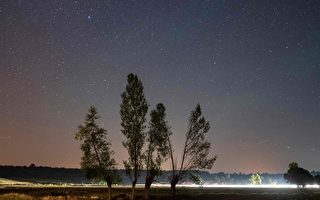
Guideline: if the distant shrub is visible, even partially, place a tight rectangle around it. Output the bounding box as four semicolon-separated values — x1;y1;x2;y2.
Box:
284;162;314;187
249;173;262;185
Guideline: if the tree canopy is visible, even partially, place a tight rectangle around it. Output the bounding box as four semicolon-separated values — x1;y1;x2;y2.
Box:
75;106;118;200
120;73;148;200
249;173;262;185
143;103;171;200
168;104;217;199
284;162;314;187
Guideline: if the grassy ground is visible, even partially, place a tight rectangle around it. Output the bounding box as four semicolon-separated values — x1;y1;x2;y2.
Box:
0;186;320;200
0;179;32;186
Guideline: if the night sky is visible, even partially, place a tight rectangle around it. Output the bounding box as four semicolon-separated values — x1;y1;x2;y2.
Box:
1;0;320;173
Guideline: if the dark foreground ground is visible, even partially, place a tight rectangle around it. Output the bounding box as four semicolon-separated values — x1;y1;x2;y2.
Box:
0;186;320;200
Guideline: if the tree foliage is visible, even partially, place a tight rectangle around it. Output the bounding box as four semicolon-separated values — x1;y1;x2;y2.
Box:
284;162;314;187
249;173;262;185
145;103;171;177
75;106;118;199
144;103;171;200
168;104;217;199
190;173;204;186
120;73;148;199
179;104;216;172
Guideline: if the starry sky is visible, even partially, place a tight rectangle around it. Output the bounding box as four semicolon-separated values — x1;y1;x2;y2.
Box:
1;0;320;173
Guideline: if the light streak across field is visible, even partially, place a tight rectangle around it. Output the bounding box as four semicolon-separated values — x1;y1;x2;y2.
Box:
150;184;320;189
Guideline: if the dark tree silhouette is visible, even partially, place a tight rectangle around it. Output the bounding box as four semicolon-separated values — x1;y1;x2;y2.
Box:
166;104;217;200
120;73;148;200
144;103;171;200
29;164;36;168
284;162;314;188
75;106;118;200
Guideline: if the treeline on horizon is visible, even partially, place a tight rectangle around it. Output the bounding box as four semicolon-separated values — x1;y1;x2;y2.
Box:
2;165;319;185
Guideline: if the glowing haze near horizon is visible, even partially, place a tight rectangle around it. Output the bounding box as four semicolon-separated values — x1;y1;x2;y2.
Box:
0;0;320;173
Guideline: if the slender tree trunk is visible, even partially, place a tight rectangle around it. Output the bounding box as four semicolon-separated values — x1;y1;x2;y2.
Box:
170;181;176;200
131;180;137;200
144;175;153;200
107;183;112;200
170;176;179;200
144;183;151;200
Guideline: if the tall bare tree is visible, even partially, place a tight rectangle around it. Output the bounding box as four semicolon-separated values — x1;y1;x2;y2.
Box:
166;104;217;199
75;106;118;200
144;103;171;200
120;73;148;200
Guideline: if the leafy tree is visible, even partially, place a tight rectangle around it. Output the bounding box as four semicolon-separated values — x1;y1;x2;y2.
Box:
166;104;217;199
284;162;314;188
143;103;171;200
75;106;118;200
249;173;262;185
190;173;204;186
120;73;148;200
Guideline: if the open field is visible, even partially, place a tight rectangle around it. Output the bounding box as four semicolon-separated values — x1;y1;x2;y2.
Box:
0;179;32;186
0;185;320;200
